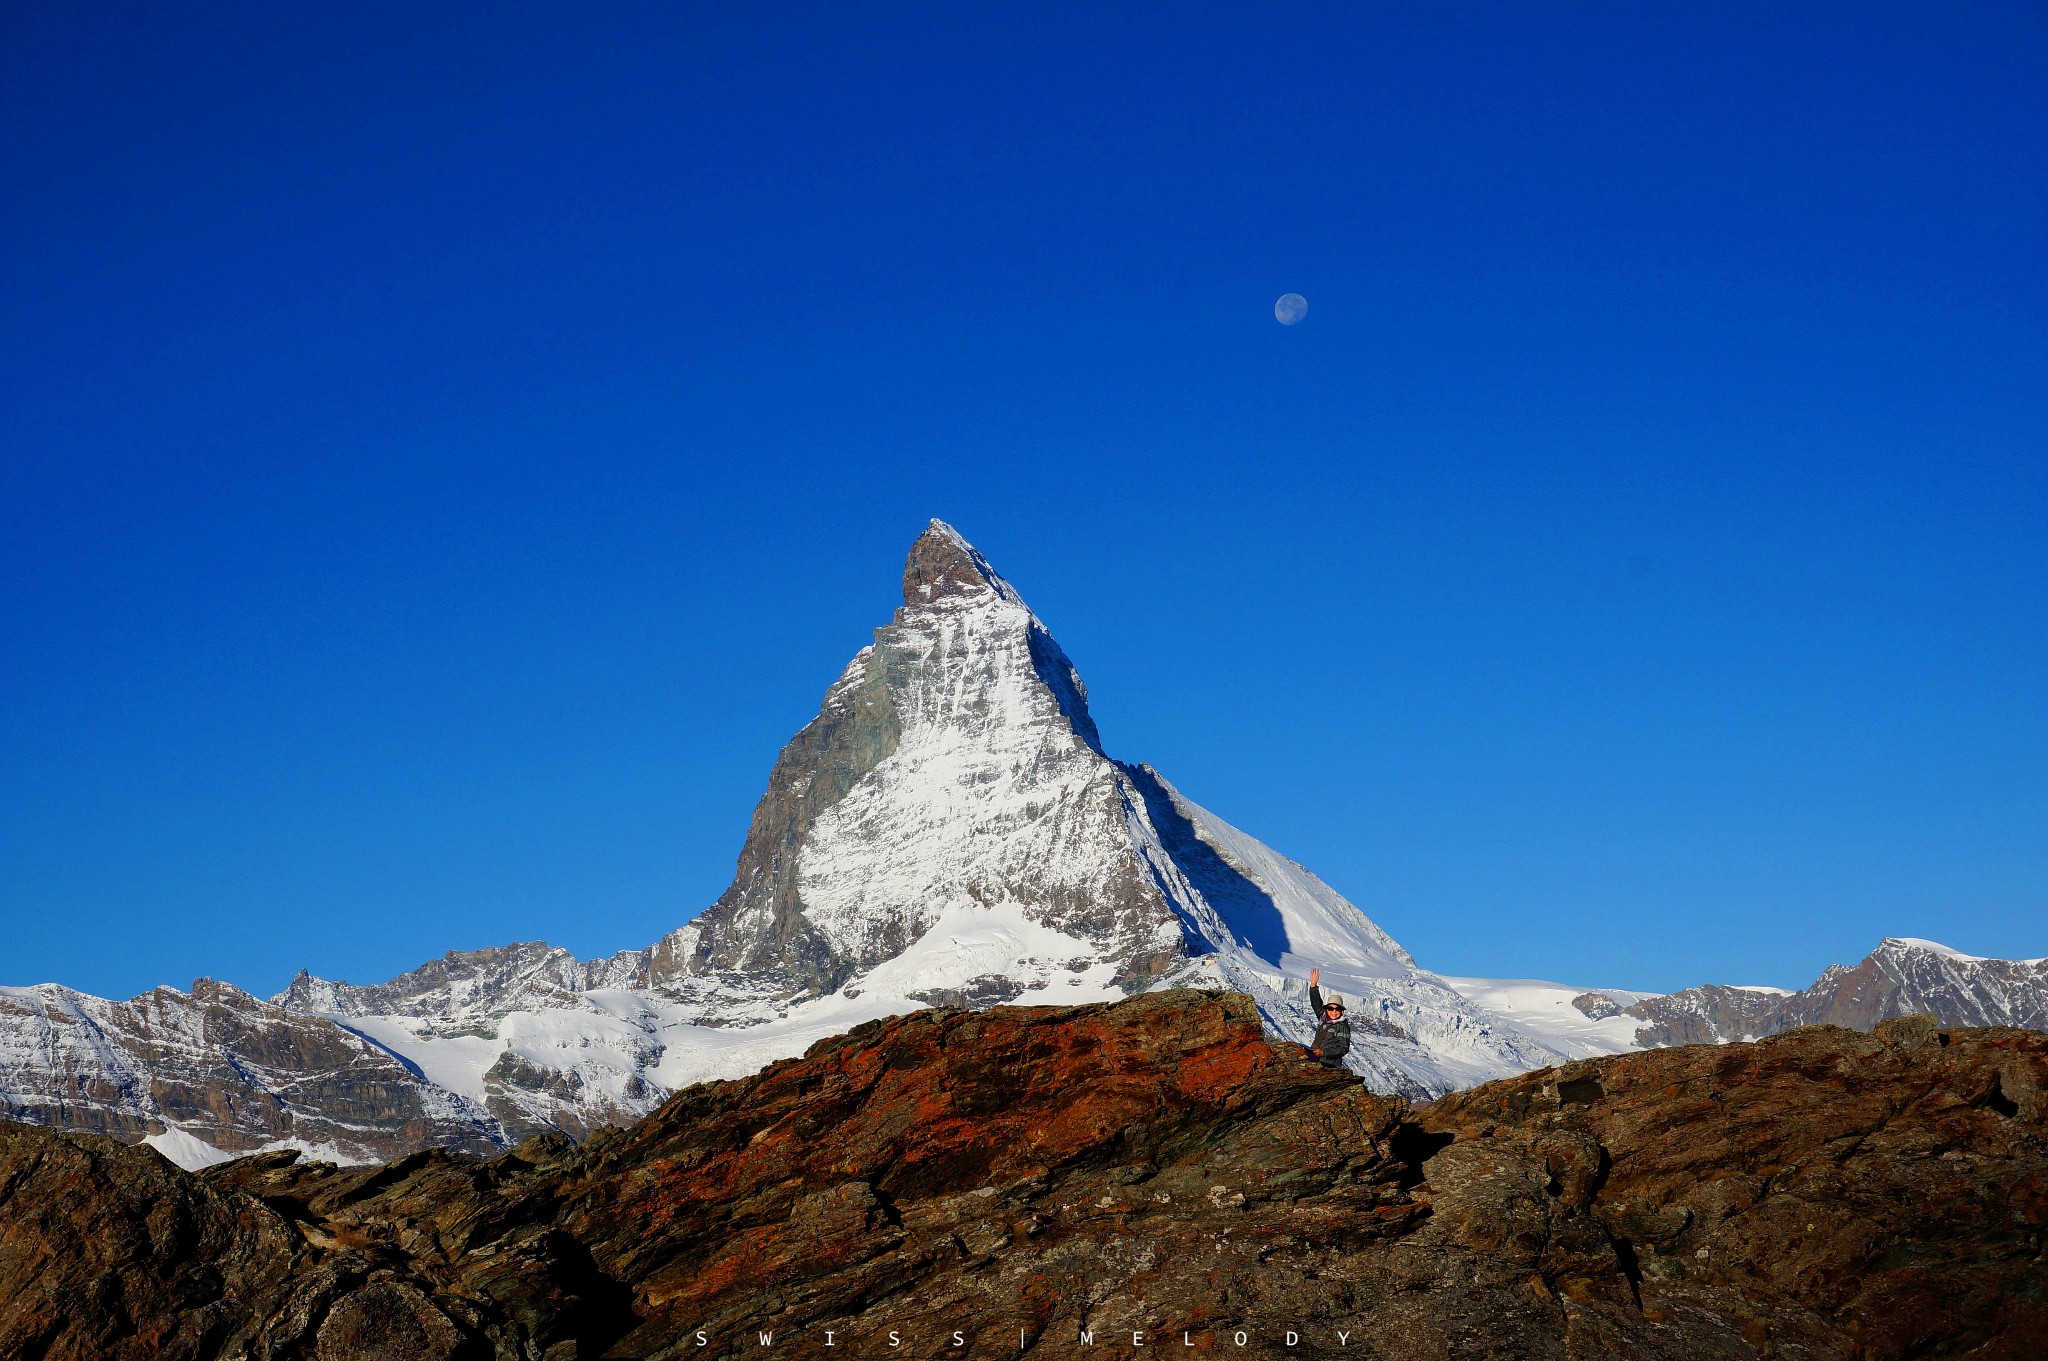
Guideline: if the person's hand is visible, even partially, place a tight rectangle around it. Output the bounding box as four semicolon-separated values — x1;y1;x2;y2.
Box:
1309;967;1320;987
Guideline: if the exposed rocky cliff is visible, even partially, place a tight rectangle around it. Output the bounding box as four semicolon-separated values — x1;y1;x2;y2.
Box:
272;944;667;1142
2;990;2042;1360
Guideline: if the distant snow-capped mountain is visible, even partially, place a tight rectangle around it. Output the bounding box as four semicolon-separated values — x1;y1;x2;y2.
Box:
1616;937;2048;1045
3;522;2041;1169
0;978;502;1166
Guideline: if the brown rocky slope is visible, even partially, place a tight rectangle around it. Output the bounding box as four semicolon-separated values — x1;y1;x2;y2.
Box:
0;991;2042;1360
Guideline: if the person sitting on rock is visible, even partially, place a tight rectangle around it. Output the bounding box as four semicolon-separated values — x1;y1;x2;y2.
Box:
1304;967;1352;1069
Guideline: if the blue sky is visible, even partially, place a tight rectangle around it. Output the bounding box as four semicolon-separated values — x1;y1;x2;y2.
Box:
3;2;2043;1000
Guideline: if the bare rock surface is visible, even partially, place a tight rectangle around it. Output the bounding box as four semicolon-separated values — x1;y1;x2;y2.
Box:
2;990;2044;1359
1413;1012;2048;1358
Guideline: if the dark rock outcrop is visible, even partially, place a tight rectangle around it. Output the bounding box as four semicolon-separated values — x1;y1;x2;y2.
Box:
3;990;2044;1359
1568;991;1625;1021
1414;1012;2048;1358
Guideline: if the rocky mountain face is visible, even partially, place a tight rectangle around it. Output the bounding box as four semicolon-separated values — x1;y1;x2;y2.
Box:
270;943;668;1144
1616;937;2048;1046
274;943;589;1024
637;521;1185;1002
2;990;2042;1361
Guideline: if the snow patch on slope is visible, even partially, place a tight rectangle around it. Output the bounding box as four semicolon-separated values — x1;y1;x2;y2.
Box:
1437;977;1655;1061
143;1125;236;1170
798;595;1151;966
1152;776;1415;974
1116;779;1593;1095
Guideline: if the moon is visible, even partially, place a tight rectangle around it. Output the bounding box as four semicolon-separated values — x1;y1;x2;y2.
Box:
1274;293;1307;325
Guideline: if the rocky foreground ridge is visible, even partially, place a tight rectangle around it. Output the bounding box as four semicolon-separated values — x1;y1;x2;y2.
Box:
2;990;2043;1360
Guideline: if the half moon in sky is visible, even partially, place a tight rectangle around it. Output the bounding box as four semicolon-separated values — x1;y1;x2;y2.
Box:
1274;293;1307;325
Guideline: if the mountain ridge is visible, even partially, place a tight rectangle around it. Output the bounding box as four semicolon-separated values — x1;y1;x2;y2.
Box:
1616;934;2048;1045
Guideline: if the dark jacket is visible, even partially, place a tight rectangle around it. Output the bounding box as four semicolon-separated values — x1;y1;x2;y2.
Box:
1307;985;1352;1068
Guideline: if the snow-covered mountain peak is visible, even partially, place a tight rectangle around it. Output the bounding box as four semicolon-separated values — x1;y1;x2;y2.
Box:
1621;935;2048;1047
643;521;1150;1000
1877;937;1988;963
275;942;585;1030
610;520;1570;1094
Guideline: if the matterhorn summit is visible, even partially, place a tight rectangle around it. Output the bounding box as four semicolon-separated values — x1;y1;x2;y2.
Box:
595;519;1559;1094
566;521;1574;1091
633;520;1184;1005
329;525;1555;1097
